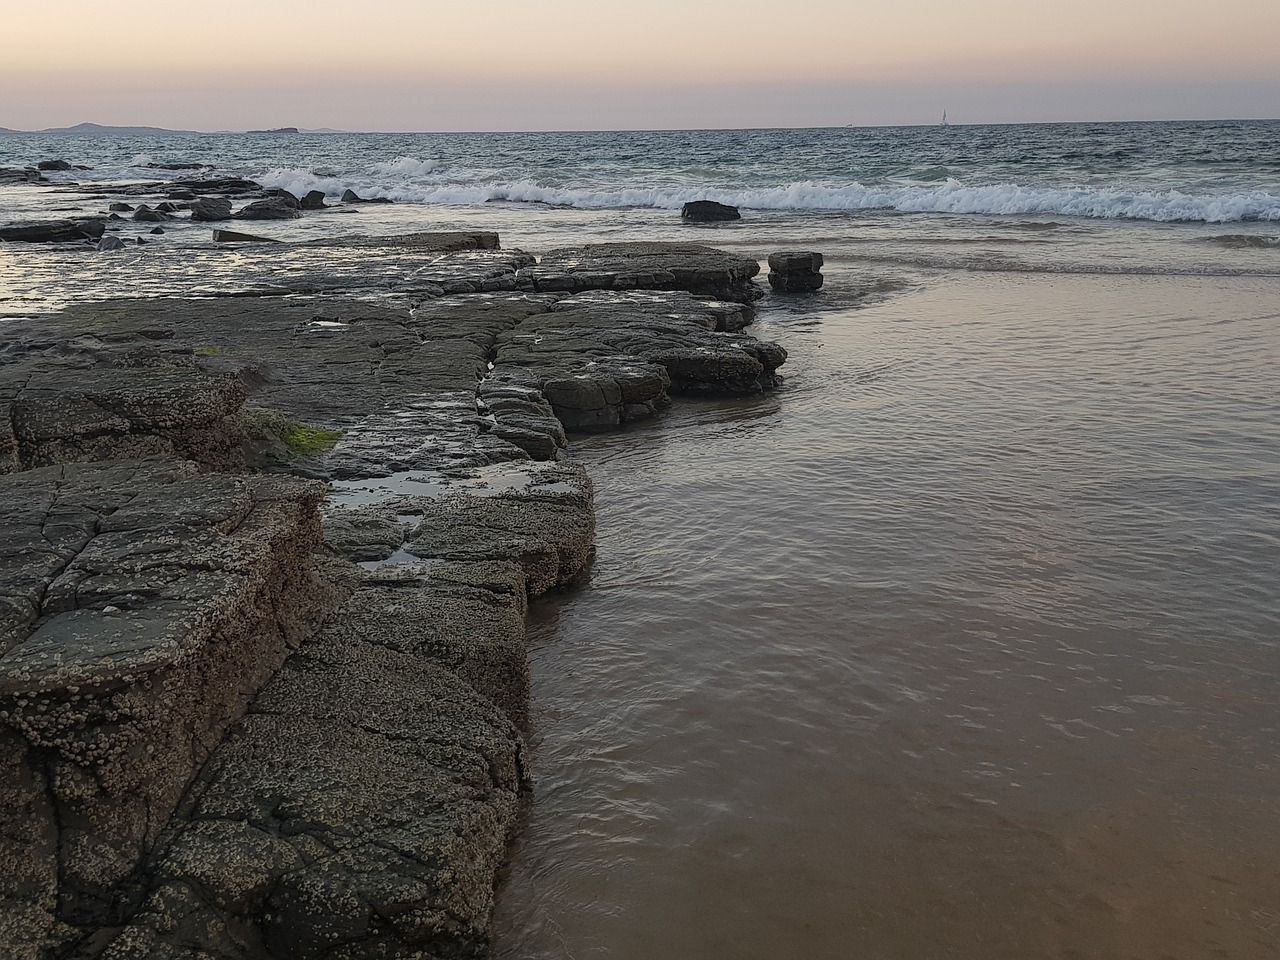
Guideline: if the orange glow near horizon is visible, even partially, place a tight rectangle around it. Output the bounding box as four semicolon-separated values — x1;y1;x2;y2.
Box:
2;0;1278;129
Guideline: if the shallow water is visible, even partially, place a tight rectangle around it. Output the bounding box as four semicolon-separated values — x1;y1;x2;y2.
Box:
491;272;1280;959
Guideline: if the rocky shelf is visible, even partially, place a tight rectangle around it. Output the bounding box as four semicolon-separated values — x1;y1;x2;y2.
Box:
0;239;792;959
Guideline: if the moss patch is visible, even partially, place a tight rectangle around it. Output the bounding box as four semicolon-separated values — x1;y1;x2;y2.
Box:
193;345;222;357
284;423;344;456
235;408;344;468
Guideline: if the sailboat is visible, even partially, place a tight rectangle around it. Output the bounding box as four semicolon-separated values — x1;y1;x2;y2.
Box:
940;110;949;128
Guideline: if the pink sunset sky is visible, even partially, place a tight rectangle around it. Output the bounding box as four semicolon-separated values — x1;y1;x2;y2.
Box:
4;0;1278;130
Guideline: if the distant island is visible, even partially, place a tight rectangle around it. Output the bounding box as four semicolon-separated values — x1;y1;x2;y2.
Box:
0;123;347;136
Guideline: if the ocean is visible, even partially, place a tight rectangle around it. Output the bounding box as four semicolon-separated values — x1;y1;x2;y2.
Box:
3;121;1279;957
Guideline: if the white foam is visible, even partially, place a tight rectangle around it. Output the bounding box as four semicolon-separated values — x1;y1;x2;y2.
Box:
262;172;1280;223
369;156;444;177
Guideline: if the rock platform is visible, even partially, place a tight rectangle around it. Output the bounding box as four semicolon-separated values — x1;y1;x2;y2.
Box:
0;239;790;959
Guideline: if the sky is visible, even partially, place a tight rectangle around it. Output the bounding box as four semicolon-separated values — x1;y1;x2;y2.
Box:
3;0;1278;130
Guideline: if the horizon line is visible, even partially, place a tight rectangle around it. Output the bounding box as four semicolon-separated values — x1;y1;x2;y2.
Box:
2;117;1280;137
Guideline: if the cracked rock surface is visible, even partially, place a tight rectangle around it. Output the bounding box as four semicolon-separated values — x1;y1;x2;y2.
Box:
0;237;788;959
0;459;332;957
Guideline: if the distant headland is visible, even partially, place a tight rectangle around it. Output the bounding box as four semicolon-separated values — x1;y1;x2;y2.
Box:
0;122;345;135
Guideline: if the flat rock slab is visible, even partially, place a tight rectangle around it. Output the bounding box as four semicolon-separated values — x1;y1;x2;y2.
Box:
490;290;787;430
0;459;334;953
518;241;764;302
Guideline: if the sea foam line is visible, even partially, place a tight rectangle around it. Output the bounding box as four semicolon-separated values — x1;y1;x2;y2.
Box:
252;167;1280;223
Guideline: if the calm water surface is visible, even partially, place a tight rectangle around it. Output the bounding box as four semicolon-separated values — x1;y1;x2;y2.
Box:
492;271;1280;960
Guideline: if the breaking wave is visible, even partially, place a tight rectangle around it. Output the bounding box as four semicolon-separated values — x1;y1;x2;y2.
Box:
251;169;1280;223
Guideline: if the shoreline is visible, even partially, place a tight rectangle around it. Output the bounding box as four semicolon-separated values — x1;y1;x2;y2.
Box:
0;226;797;958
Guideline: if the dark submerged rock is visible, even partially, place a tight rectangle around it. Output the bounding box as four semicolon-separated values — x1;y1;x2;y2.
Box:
36;159;73;172
131;205;170;223
234;197;302;220
188;196;233;221
0;168;46;185
681;199;741;221
212;228;280;243
341;188;392;204
170;176;262;195
0;219;105;243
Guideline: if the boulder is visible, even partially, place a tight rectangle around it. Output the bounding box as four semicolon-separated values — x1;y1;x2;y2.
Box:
36;159;72;172
341;188;392;204
300;189;328;210
681;199;741;222
188;197;233;221
234;197;301;220
0;219;105;243
263;188;301;209
767;249;824;293
154;201;182;213
132;205;170;223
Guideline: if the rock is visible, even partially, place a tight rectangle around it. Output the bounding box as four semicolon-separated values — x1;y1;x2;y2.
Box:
154;201;181;213
681;199;741;221
149;226;164;235
170;176;262;195
0;219;105;243
145;162;210;171
0;354;250;474
0;460;335;948
212;228;280;243
0;167;46;185
299;189;328;210
188;197;233;221
263;187;301;209
107;202;134;212
96;236;126;252
493;290;784;423
131;205;170;223
234;197;301;220
0;271;789;956
341;188;392;204
36;159;72;172
767;249;824;292
518;241;764;302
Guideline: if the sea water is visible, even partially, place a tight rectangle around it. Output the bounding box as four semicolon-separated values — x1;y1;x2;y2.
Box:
3;122;1279;957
